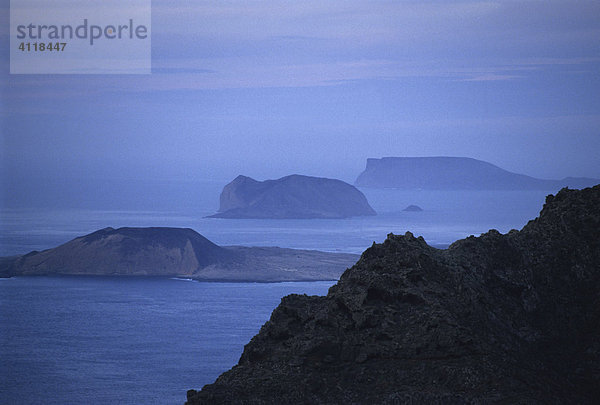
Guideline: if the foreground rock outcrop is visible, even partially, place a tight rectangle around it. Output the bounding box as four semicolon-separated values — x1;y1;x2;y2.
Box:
355;156;600;190
187;185;600;404
210;174;376;219
0;227;358;281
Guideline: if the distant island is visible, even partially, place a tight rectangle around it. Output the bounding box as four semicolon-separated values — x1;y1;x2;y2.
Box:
187;185;600;404
355;156;599;189
0;227;358;282
209;174;376;219
402;204;423;212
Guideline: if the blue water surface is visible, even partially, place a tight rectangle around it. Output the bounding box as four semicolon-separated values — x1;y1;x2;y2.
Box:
0;276;333;405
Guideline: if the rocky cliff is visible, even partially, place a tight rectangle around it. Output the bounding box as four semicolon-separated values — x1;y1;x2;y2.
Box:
187;185;600;404
1;227;358;281
355;156;599;190
210;174;376;219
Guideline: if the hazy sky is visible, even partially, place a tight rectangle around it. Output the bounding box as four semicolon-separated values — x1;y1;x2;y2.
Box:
2;0;600;201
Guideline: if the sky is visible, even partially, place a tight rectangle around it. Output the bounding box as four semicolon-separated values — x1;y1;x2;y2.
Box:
1;0;600;208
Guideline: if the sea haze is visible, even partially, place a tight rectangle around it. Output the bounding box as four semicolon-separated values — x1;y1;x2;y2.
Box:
0;181;551;256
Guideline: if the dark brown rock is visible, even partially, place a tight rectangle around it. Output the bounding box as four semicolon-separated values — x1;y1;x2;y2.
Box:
187;185;600;404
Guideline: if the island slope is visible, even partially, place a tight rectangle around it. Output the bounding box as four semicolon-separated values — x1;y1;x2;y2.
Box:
355;156;599;189
1;227;358;282
187;184;600;404
210;174;376;219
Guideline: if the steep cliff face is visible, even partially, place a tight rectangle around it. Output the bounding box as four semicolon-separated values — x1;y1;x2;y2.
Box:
355;156;600;190
187;185;600;404
210;174;376;219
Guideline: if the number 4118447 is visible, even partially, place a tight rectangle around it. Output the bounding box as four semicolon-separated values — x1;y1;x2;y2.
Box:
18;42;67;52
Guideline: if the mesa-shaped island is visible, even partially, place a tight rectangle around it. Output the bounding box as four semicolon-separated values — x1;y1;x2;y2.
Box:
187;184;600;404
0;227;358;282
355;156;600;190
209;174;376;219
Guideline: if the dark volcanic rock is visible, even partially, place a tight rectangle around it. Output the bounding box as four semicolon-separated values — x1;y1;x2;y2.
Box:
2;227;358;281
210;174;376;219
187;185;600;404
355;156;600;190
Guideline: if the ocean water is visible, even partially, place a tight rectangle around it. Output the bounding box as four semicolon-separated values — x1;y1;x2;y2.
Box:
0;186;553;404
0;276;334;405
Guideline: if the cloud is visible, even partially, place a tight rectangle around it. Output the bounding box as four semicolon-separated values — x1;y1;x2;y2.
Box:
3;1;600;97
145;0;600;87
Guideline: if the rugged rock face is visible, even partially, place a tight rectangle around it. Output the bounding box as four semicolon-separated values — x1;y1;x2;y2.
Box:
187;185;600;404
1;227;358;281
210;174;376;219
355;156;600;190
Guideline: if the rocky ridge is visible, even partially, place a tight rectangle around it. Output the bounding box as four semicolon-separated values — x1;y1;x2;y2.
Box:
187;185;600;404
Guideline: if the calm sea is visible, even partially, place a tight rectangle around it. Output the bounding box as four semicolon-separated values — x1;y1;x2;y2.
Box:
0;277;334;405
0;186;552;404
